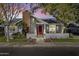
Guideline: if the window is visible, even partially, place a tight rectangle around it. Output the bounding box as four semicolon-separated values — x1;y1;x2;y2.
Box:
49;25;56;33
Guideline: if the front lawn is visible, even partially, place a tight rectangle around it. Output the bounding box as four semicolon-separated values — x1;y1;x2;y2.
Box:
0;34;27;43
51;38;79;42
0;34;79;43
0;35;6;42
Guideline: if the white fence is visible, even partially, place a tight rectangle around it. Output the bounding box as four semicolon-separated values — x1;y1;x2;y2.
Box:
45;33;69;39
27;33;69;39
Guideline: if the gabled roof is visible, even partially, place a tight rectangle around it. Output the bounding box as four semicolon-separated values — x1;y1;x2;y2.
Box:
43;19;57;23
32;14;56;20
32;8;57;23
10;18;22;25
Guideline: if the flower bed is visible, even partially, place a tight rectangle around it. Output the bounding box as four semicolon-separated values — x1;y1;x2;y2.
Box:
28;37;36;44
44;38;53;42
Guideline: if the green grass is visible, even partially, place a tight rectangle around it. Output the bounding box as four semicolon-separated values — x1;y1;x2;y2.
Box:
51;38;79;42
0;35;6;42
0;34;27;43
0;34;79;43
10;33;27;43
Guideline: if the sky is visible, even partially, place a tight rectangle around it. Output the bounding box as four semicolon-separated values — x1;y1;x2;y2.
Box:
16;3;56;20
16;3;31;18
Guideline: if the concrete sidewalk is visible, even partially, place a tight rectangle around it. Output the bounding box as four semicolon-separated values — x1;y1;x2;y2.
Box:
0;42;79;47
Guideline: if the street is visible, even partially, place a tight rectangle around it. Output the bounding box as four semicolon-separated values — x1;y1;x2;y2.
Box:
0;46;79;56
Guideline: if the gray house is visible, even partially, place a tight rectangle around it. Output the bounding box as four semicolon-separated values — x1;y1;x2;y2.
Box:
23;8;69;42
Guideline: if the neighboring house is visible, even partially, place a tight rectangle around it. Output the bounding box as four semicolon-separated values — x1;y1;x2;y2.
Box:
0;17;23;39
9;18;23;39
0;18;23;39
23;8;69;41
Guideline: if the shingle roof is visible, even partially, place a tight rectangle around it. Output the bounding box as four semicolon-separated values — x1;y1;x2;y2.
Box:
32;8;56;21
10;18;22;24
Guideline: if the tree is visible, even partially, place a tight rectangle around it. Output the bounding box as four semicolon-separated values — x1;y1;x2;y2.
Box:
41;4;79;25
0;3;23;42
70;4;79;20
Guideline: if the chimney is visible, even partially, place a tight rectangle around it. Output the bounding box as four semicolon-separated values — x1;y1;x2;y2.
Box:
23;10;31;32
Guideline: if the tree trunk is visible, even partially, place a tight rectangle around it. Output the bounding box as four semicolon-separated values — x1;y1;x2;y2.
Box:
4;25;9;42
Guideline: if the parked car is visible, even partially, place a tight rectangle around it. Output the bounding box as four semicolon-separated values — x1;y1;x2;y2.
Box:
66;23;79;35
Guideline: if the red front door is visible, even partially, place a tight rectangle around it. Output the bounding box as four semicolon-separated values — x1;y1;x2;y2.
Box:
37;24;44;36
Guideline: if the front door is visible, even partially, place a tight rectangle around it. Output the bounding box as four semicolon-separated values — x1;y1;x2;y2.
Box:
36;24;44;36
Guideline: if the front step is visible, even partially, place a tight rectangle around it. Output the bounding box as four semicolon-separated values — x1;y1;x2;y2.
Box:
36;37;44;43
